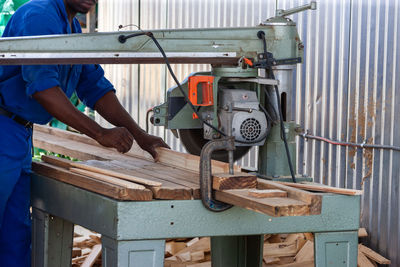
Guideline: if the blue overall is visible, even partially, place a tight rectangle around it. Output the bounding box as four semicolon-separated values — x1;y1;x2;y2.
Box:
0;0;115;265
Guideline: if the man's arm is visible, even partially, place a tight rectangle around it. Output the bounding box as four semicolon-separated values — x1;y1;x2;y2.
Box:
93;91;170;160
33;86;134;153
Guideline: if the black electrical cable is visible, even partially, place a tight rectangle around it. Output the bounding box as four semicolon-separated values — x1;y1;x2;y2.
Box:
262;86;279;121
258;31;297;183
259;104;274;123
118;31;268;145
145;33;224;135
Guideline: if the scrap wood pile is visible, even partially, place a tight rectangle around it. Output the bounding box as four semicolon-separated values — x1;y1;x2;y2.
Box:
259;228;390;267
72;226;102;267
357;228;391;267
161;228;391;267
69;229;392;267
164;237;211;267
32;125;361;218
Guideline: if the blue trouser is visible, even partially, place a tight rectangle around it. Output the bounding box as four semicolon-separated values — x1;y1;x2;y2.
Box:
0;115;32;267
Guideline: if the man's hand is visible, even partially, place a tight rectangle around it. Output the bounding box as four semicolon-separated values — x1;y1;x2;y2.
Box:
94;91;171;161
136;132;170;161
96;127;134;153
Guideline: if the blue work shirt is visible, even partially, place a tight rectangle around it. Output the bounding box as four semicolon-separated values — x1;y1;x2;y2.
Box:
0;0;115;124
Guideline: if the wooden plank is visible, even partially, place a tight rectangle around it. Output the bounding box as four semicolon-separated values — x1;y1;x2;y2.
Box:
215;189;310;217
257;179;322;215
69;161;162;187
140;165;200;189
174;237;211;256
165;241;187;257
81;160;193;200
149;147;241;174
34;124;98;146
248;189;287;198
41;155;77;169
72;247;82;258
105;160;200;199
358;244;391;264
72;255;88;264
41;155;155;200
42;156;149;190
358;250;376;267
358;228;368;238
263;256;280;265
32;162;153;201
277;181;362;196
212;173;257;190
69;168;146;190
283;234;304;244
33;131;114;161
81;244;102;267
294;240;314;263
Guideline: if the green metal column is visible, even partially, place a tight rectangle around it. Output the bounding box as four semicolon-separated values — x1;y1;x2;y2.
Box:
258;123;297;177
314;231;358;267
211;235;263;267
32;208;74;267
102;236;165;267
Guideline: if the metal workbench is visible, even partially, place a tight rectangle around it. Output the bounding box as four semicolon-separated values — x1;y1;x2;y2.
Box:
31;173;360;267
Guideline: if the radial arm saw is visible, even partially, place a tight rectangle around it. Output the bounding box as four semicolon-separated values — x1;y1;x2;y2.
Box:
0;1;316;210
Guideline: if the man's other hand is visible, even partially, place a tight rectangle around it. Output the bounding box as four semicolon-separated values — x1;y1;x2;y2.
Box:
96;127;134;153
136;133;170;161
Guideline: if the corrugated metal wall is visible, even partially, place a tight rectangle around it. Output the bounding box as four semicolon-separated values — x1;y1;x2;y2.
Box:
98;0;400;265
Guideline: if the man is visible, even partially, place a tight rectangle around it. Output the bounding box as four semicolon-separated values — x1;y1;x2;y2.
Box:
0;0;169;266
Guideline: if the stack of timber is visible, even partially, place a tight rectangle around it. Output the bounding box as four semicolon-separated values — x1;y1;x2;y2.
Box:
32;125;361;217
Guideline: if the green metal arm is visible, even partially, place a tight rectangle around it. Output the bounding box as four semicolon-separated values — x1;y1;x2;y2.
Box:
0;25;303;65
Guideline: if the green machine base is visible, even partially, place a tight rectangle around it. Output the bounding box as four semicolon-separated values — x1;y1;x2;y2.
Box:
31;174;360;267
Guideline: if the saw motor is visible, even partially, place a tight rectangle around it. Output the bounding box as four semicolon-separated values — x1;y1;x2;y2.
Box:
208;89;269;146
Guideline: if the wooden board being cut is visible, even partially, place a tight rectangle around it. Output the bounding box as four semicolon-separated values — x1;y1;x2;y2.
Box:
34;125;239;173
33;125;327;216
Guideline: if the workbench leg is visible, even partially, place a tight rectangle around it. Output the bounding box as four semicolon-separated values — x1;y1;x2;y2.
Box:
314;231;358;267
101;236;165;267
211;235;263;267
31;208;74;267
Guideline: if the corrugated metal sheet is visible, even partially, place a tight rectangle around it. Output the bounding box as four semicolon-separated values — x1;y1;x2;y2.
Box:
98;0;400;265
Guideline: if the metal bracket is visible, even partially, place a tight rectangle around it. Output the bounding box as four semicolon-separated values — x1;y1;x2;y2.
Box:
276;1;317;17
199;137;235;212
